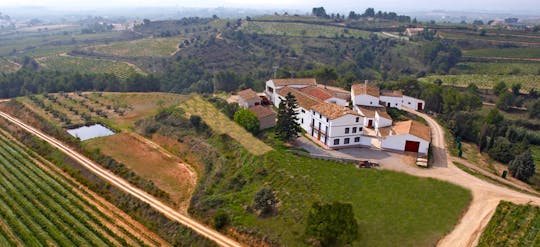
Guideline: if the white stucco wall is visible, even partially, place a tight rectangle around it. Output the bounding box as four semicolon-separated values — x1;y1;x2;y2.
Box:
379;96;403;109
239;98;260;109
375;112;393;129
402;96;426;111
381;134;429;154
352;94;380;107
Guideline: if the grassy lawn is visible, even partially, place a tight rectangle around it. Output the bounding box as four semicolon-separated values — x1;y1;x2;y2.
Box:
85;36;185;57
179;95;272;155
419;74;540;91
241;21;371;38
37;55;145;79
84;133;196;210
478;201;540;246
222;149;472;246
463;48;540;59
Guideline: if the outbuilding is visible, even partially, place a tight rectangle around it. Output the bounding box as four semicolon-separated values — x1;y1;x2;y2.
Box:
380;120;431;154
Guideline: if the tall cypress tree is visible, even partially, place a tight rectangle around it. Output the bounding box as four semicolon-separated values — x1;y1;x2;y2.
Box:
275;92;301;141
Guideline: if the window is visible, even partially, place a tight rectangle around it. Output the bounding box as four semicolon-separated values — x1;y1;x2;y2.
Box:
301;109;305;113
334;139;340;145
352;127;357;133
344;138;350;144
345;128;350;134
267;86;274;93
354;137;360;142
370;101;373;105
355;117;359;122
301;118;304;124
408;102;411;105
326;117;328;122
359;127;363;131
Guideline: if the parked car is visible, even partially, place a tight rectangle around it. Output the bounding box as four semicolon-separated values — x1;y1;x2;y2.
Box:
356;160;379;168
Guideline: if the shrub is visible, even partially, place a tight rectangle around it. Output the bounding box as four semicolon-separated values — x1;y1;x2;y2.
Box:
213;210;230;230
508;150;535;182
305;202;358;246
234;109;260;134
252;187;278;217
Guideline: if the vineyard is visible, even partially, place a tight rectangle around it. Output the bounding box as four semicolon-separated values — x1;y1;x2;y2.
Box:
241;21;371;38
0;129;166;246
453;62;540;75
477;201;540;246
85;36;185;57
37;55;145;79
419;74;540;91
463;48;540;59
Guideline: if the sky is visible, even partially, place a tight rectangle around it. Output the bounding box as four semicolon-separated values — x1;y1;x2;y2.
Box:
1;0;540;13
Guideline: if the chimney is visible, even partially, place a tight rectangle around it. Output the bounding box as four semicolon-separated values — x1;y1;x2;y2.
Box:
364;80;368;86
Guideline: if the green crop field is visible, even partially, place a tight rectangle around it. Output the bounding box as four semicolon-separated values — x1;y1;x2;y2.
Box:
241;21;371;38
478;201;540;246
38;55;145;79
453;62;540;75
0;130;157;246
85;36;185;57
440;30;540;44
463;48;540;59
419;74;540;91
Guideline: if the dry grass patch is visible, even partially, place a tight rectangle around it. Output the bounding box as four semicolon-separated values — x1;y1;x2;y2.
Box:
84;132;197;211
179;95;272;155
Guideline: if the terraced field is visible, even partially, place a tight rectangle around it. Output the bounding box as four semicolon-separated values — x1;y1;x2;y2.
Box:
463;48;540;59
419;74;540;91
85;36;185;57
242;21;371;38
0;58;20;73
37;55;145;79
478;201;540;246
179;95;272;155
453;62;540;75
0;129;166;246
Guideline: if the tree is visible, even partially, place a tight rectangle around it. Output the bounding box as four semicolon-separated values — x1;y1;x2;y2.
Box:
529;99;540;119
234;109;259;134
493;81;508;96
488;137;515;164
363;8;375;17
315;67;338;85
496;91;514;111
508;150;535;181
305;202;358;246
511;83;522;95
312;7;328;18
252;188;278;216
275;92;301;141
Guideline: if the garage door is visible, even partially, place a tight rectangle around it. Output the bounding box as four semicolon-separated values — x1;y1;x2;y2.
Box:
404;141;420;152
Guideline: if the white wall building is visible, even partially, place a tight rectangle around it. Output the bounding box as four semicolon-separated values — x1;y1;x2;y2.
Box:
265;78;317;105
403;95;425;111
309;102;367;148
237;89;261;109
379;90;404;109
351;82;381;107
380;120;431;154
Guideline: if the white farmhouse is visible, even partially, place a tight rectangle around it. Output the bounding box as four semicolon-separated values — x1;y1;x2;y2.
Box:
351;82;380;107
299;86;349;106
380;120;431;154
265;78;317;105
403;95;425;111
237;88;261;109
309;102;370;148
275;86;321;131
379;90;404;109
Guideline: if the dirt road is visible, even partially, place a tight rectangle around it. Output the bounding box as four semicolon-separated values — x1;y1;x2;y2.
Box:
402;107;540;247
0;110;243;247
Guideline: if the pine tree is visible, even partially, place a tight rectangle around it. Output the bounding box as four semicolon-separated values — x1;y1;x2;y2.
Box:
508;149;535;182
275;92;301;141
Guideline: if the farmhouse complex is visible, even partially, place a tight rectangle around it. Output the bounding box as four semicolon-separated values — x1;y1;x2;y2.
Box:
264;78;430;154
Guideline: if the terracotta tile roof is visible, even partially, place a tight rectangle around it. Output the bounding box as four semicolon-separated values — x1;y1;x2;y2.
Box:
380;90;403;97
271;78;317;87
249;105;275;118
237;89;259;101
299;86;333;101
378;126;392;137
356;105;380;118
277;87;322;109
351;83;380;97
376;108;392;120
392;120;431;141
311;102;360;120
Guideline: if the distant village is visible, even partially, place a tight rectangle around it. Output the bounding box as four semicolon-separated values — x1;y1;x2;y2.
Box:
236;78;431;155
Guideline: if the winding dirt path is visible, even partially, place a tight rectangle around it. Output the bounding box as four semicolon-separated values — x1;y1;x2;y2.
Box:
0;110;244;247
400;107;540;247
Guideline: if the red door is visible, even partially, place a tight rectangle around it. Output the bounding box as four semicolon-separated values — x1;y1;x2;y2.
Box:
418;102;423;110
404;141;420;152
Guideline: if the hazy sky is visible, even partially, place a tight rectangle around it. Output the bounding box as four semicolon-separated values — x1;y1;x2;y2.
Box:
1;0;540;13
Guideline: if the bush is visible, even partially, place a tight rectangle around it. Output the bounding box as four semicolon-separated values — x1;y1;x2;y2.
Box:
252;187;278;217
213;210;230;230
508;150;535;182
305;202;358;246
233;109;260;134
